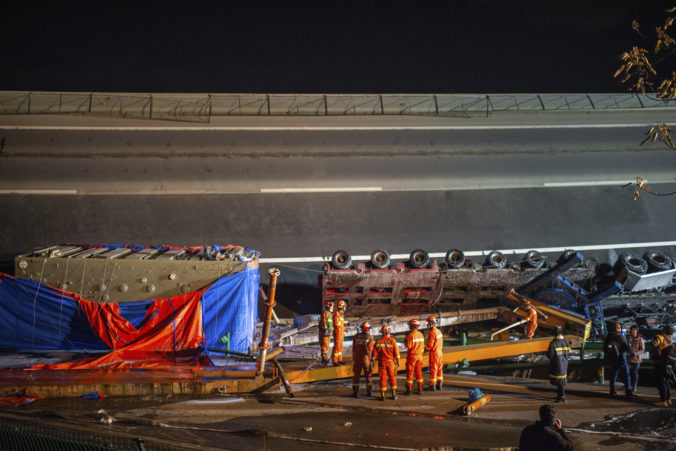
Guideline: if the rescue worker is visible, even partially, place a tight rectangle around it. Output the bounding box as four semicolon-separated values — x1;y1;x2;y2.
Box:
603;321;633;397
546;327;571;403
352;321;374;398
373;324;400;401
651;325;675;407
331;300;346;365
524;301;538;339
425;315;444;391
318;301;334;365
404;319;425;395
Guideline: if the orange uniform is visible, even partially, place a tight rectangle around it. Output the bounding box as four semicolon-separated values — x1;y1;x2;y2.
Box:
426;326;444;387
525;305;538;339
318;309;333;363
352;331;374;392
405;329;425;391
331;309;345;363
374;335;400;392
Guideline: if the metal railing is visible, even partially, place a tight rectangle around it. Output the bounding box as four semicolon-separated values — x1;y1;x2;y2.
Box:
0;417;191;451
1;91;674;123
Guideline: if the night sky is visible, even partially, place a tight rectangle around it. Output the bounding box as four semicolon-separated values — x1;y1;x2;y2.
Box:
2;1;673;94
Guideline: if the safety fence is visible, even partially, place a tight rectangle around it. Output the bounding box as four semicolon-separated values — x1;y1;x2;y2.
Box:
0;417;192;451
0;91;674;123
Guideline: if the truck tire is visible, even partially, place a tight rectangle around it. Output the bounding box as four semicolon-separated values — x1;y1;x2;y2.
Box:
643;250;674;271
331;250;352;270
613;252;648;275
485;251;506;269
370;249;391;269
409;249;430;269
445;249;465;268
557;249;577;266
523;250;545;269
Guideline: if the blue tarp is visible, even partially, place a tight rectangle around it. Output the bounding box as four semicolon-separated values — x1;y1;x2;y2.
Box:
0;266;259;357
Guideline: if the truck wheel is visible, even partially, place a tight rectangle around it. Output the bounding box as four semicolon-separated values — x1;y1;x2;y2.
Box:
643;250;674;271
370;249;391;269
557;249;577;265
409;249;430;269
613;252;648;275
523;250;545;269
331;250;352;270
485;251;506;269
445;249;465;268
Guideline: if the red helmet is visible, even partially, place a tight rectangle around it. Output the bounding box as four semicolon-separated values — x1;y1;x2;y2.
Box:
361;321;371;331
426;316;436;325
337;300;346;309
409;319;420;328
380;324;391;334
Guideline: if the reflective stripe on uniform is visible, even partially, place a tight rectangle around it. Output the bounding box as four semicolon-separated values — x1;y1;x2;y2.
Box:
550;374;567;379
554;347;571;352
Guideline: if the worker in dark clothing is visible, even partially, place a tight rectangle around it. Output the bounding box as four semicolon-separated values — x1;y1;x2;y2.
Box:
547;327;571;403
651;325;675;407
603;322;634;397
519;404;574;451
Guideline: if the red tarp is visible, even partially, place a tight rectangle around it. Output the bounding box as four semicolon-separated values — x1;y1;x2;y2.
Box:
30;287;210;370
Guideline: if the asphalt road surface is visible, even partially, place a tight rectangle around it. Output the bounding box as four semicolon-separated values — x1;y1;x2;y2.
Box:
1;112;675;313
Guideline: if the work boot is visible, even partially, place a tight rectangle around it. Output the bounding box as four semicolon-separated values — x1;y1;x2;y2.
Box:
404;387;412;396
416;383;423;395
436;381;442;391
379;391;386;402
424;385;436;391
391;389;398;400
366;388;372;397
321;357;328;366
352;387;359;398
555;397;567;403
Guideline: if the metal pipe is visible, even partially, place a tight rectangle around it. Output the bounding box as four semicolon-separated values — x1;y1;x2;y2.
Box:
490;319;527;341
271;357;295;398
256;268;280;376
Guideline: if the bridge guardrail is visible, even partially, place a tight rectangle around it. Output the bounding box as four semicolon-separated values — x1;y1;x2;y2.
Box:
1;91;674;123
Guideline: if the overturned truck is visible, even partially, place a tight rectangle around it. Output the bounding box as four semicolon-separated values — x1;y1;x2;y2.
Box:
320;248;676;338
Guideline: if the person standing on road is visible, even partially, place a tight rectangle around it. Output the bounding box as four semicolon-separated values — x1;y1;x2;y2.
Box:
318;301;334;366
524;301;538;339
603;322;634;398
404;319;425;395
331;300;346;365
627;324;644;393
352;321;374;398
373;324;400;401
547;327;571;403
651;325;675;407
425;316;444;391
519;404;574;450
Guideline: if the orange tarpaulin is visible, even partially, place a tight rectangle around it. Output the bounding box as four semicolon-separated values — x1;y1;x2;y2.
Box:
30;287;210;370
